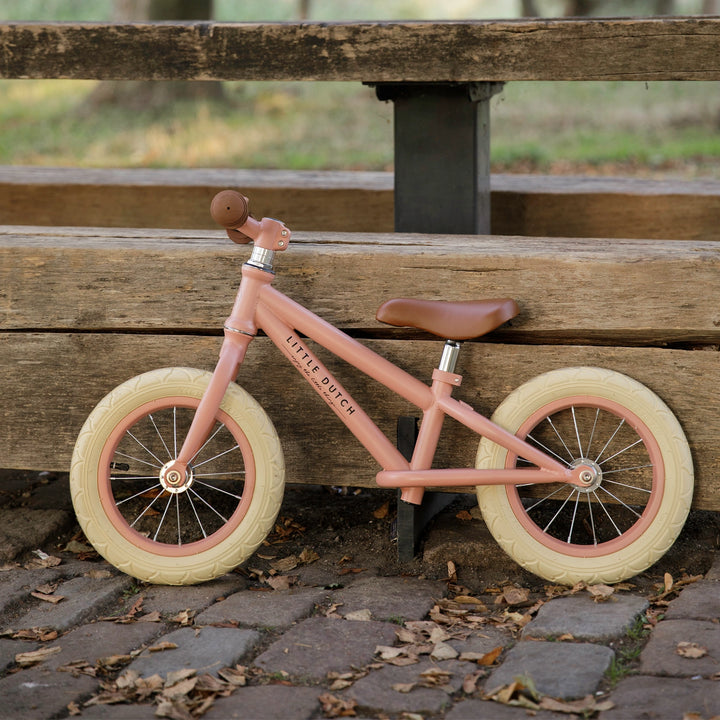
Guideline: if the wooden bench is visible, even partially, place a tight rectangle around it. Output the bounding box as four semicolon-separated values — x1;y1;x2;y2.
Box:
2;225;720;509
1;18;719;516
1;167;719;240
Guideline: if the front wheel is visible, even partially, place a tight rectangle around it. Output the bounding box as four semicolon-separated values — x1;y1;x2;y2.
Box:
71;367;285;585
476;367;693;585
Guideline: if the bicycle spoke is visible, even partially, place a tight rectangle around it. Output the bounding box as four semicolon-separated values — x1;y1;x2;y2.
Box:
188;487;230;523
191;423;228;465
192;443;241;469
566;491;581;543
525;433;571;466
126;430;165;467
597;485;643;519
526;484;569;513
152;493;174;541
594;418;625;464
571;406;583;457
176;494;181;546
148;413;173;461
115;482;163;506
194;479;243;500
194;470;246;478
598;438;644;466
584;407;600;461
542;487;577;534
593;490;623;537
185;491;208;539
115;450;163;470
111;474;163;482
603;477;652;493
587;493;597;545
544;417;575;462
129;489;166;528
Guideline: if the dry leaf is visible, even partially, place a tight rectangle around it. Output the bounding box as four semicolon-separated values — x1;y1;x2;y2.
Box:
539;694;615;714
476;645;504;666
299;547;320;564
64;539;93;554
266;574;296;591
456;509;473;520
218;665;247;686
345;609;372;622
373;502;389;519
84;569;112;579
447;561;457;583
15;646;62;666
430;642;458;661
677;641;708;659
138;611;162;623
148;641;178;653
271;555;299;572
13;627;58;642
462;670;485;694
500;586;530;606
392;682;416;693
170;610;195;626
587;584;615;602
318;692;357;718
31;591;65;604
67;701;82;716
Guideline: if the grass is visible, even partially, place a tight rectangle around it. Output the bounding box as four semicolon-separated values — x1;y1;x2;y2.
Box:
1;77;719;177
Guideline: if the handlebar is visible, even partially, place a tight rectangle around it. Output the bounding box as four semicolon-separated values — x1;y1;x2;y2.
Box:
211;190;291;251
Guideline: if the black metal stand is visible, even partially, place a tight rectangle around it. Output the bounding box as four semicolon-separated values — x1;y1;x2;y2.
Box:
380;82;503;560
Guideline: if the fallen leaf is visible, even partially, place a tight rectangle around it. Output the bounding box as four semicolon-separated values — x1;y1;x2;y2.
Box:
138;611;162;623
170;610;195;626
162;676;198;701
456;509;473;520
462;670;485;694
392;682;416;693
345;609;373;622
539;694;615;714
587;584;615;602
148;641;178;653
299;547;320;564
271;555;299;572
373;502;389;519
13;627;58;642
677;641;708;659
430;642;458;661
447;561;457;583
218;665;247;686
64;539;93;554
67;701;82;716
318;692;357;717
84;569;112;579
31;591;65;604
266;575;296;591
500;586;530;606
476;645;504;666
15;646;62;667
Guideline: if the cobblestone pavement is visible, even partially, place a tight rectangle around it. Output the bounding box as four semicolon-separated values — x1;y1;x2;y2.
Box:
1;472;720;719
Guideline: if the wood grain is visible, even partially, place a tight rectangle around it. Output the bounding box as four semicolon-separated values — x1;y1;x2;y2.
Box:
1;333;715;510
2;168;719;241
2;226;719;345
2;19;720;82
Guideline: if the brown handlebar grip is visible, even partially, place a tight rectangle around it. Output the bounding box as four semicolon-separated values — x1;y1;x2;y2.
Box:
211;190;250;229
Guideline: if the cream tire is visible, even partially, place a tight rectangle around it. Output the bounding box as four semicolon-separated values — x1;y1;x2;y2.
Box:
71;367;285;585
476;367;693;585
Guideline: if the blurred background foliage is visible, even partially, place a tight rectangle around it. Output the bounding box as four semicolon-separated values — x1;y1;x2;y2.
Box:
0;0;718;177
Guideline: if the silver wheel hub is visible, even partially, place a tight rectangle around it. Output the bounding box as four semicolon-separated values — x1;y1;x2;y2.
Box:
159;461;194;494
571;458;602;493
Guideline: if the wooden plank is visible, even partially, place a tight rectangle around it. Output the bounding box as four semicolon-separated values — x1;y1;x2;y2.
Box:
2;19;720;82
1;333;716;510
2;168;719;241
0;168;395;232
492;174;720;242
2;226;720;345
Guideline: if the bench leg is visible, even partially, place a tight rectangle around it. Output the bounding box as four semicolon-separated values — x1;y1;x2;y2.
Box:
376;82;503;234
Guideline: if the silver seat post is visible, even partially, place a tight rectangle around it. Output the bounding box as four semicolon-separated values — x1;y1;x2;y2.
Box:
438;340;461;373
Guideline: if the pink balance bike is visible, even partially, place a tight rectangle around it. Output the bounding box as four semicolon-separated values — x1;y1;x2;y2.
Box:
70;191;694;586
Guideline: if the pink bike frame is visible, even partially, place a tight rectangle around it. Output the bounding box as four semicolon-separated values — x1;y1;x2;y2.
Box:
172;217;586;505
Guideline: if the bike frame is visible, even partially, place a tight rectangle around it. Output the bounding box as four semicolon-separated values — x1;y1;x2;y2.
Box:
172;217;587;505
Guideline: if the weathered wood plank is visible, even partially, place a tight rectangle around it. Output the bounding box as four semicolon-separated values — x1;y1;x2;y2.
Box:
2;227;719;345
2;168;719;241
0;168;395;232
0;333;716;510
2;19;720;82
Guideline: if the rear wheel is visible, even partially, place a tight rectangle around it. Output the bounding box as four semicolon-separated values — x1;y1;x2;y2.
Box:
71;367;285;585
476;367;693;585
